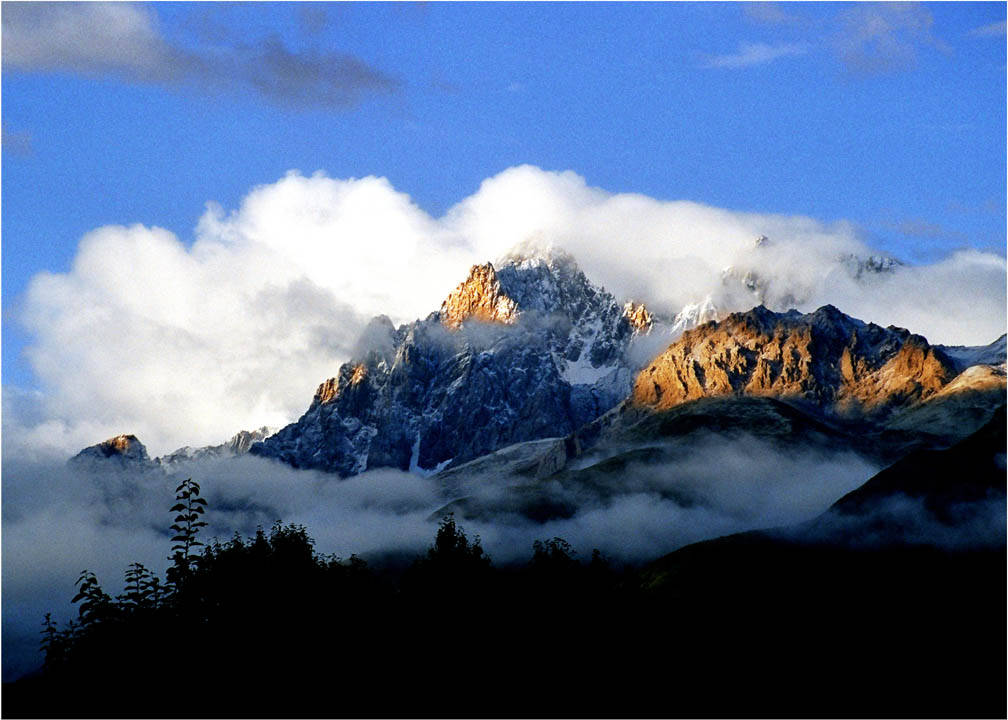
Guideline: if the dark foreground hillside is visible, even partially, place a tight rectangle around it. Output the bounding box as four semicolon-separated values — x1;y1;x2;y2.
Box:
5;529;1003;718
5;410;1005;719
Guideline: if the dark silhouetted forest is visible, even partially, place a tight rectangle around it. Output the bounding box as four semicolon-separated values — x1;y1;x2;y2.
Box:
3;478;1004;719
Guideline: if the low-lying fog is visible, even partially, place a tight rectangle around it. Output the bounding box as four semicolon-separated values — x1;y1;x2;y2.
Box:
2;435;881;680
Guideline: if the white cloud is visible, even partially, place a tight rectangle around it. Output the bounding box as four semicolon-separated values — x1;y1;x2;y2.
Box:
9;166;1005;458
832;3;950;74
703;41;809;69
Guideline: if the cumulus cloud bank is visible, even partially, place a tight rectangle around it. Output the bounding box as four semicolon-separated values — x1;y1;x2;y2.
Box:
8;165;1005;456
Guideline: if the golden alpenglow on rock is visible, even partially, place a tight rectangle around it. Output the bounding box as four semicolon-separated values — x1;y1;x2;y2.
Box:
631;305;961;418
439;263;519;329
314;378;340;405
622;301;653;332
107;434;139;453
312;363;369;406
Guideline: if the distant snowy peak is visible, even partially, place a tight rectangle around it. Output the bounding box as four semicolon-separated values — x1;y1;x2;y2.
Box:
716;235;904;312
158;426;277;466
839;253;904;280
936;334;1007;372
670;295;720;335
71;427;276;470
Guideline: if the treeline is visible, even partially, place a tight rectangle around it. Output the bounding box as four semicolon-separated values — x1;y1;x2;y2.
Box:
13;479;650;718
6;478;1005;719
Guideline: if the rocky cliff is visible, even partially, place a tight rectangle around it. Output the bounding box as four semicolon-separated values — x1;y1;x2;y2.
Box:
631;304;971;421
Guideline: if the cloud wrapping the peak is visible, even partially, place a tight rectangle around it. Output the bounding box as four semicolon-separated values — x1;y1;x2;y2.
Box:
9;165;1005;457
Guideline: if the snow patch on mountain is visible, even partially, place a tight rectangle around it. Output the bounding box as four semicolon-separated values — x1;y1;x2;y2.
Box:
670;295;720;336
936;334;1007;372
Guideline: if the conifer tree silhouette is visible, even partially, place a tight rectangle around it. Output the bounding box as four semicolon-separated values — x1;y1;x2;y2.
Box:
71;570;113;628
166;478;207;590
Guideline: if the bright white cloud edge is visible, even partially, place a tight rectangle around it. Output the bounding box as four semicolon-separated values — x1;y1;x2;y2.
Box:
6;164;1005;457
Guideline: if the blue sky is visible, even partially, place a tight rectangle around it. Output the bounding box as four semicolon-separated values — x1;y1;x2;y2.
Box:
2;1;1006;394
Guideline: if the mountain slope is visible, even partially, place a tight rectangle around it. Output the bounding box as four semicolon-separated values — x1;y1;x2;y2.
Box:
628;409;1005;718
936;333;1006;372
827;404;1005;525
632;304;959;418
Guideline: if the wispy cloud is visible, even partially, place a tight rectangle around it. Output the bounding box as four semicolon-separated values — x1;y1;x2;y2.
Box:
743;2;806;27
970;20;1007;38
703;41;809;69
1;123;33;156
0;2;400;110
886;218;966;243
832;2;951;74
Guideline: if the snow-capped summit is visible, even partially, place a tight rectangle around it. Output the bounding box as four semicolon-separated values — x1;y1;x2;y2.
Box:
157;426;276;468
670;295;720;335
712;237;906;315
936;334;1007;372
252;243;652;476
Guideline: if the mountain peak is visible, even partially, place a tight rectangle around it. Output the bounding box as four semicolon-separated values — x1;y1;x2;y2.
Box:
439;262;519;329
71;433;151;467
671;295;721;335
496;239;578;271
622;301;654;332
632;304;961;418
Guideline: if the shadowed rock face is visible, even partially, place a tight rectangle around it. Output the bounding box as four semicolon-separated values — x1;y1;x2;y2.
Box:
631;304;961;420
252;247;655;476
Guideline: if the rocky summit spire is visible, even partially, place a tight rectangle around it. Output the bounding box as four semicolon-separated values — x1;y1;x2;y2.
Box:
439;263;519;329
622;301;653;332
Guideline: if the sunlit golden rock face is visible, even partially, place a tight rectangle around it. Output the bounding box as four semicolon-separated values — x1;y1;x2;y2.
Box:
313;363;369;406
622;301;653;333
314;378;339;405
73;433;151;464
105;434;140;453
631;305;960;418
350;363;367;385
439;263;519;329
